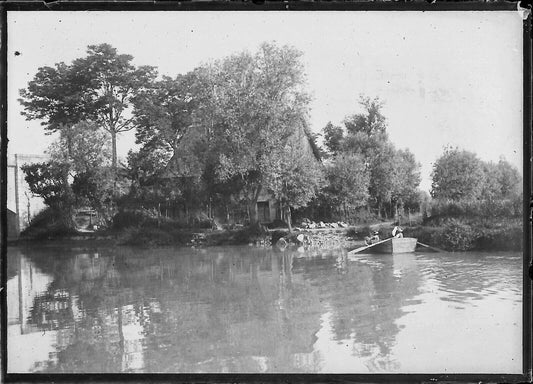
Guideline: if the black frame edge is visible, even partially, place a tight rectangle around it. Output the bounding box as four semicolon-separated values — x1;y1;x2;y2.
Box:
524;10;533;384
0;2;531;384
1;2;9;384
0;1;521;12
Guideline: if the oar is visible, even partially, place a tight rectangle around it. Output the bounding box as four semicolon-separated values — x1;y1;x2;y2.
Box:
348;238;392;255
416;241;445;253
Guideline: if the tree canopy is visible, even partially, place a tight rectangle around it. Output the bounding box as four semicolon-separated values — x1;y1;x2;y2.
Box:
431;147;486;201
431;148;522;203
320;96;422;219
19;43;158;170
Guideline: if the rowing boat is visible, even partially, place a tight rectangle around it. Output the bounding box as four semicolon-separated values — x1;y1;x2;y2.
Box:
370;237;418;254
348;237;418;255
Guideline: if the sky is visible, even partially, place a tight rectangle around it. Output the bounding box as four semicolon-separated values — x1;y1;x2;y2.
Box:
7;11;524;191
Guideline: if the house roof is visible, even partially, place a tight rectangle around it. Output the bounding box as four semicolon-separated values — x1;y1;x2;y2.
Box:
303;125;322;162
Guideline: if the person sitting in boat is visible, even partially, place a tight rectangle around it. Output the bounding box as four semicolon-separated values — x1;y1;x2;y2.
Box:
392;226;404;238
365;231;380;245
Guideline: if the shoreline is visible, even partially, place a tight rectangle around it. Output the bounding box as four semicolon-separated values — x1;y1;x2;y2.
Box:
9;220;523;252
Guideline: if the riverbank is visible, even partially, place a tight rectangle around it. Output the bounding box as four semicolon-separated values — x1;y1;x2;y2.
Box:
403;219;523;252
12;215;523;252
12;222;365;249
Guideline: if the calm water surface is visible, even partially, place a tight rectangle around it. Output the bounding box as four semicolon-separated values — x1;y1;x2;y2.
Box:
7;244;522;373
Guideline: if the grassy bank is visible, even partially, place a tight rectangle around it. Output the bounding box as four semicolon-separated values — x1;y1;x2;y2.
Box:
403;218;523;252
17;207;523;252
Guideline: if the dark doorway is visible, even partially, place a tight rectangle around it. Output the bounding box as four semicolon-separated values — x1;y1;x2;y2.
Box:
257;201;270;223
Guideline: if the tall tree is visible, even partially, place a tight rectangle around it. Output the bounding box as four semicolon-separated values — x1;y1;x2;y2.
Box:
322;154;370;219
341;98;397;217
389;149;421;217
47;121;111;174
71;43;158;170
495;157;522;198
322;122;344;157
132;73;200;177
322;96;421;218
19;64;97;226
431;147;485;201
19;62;96;144
266;128;324;230
343;96;387;136
21;160;78;230
23;122;115;228
206;42;312;223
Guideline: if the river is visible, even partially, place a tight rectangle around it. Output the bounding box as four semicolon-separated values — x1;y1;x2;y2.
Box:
6;244;523;374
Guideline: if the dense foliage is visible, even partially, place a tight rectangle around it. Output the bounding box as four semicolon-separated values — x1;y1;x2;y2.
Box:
315;96;422;222
19;42;521;240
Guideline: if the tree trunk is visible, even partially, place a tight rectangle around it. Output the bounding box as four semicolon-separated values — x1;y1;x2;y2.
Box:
59;163;76;231
284;205;293;232
111;130;118;171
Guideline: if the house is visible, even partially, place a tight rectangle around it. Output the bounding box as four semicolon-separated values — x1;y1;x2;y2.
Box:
153;123;322;225
255;124;322;223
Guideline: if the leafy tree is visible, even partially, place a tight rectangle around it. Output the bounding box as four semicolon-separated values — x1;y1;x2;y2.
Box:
23;121;115;228
321;97;421;219
132;73;202;177
21;161;75;229
343;96;387;136
19;62;98;225
495;157;522;198
71;44;158;170
266;129;324;230
72;167;130;225
322;154;370;219
21;162;68;207
389;149;421;217
431;147;485;201
341;110;396;217
47;121;111;174
323;122;344;156
19;62;95;144
205;42;312;223
480;161;505;201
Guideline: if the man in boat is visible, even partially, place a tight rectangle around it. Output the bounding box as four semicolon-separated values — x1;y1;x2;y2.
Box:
392;226;404;238
365;231;380;245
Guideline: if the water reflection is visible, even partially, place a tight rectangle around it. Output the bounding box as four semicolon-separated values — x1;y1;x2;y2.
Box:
7;245;522;373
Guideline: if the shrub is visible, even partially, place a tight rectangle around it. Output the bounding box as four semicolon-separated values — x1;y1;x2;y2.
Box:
403;226;440;244
112;209;216;231
118;226;193;247
356;225;373;240
427;198;522;225
430;219;479;251
345;227;358;239
475;223;523;251
112;209;157;230
233;222;270;244
20;207;77;239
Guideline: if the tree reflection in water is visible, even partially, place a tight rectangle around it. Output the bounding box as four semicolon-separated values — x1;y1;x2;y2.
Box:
11;246;327;372
8;244;519;373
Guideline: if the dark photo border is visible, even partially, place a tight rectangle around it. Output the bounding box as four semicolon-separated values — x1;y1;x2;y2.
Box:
0;1;531;383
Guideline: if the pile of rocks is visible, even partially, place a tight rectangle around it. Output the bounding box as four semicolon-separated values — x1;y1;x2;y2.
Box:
275;233;311;249
189;232;207;247
275;229;358;251
299;218;350;230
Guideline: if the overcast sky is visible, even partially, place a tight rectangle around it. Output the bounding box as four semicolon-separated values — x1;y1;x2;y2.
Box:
7;11;524;191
